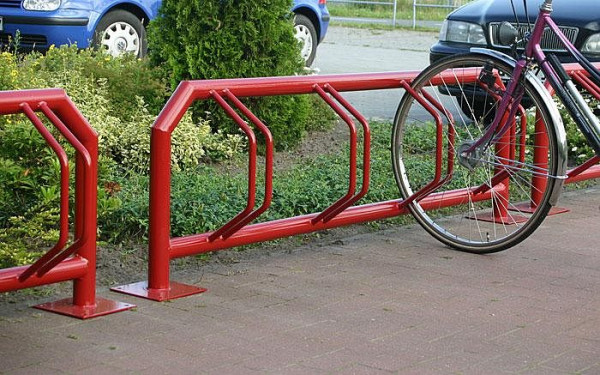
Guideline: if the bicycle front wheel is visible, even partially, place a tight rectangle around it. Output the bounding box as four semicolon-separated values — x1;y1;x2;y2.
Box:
392;53;563;253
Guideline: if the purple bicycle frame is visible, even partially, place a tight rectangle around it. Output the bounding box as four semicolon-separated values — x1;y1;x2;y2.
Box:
466;0;593;154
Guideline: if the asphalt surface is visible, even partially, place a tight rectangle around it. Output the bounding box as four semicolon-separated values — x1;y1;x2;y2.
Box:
312;26;438;120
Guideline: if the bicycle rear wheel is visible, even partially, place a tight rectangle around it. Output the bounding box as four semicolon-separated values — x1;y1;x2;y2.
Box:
392;53;563;253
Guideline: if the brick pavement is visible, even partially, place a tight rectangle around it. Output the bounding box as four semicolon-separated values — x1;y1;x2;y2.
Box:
1;187;599;374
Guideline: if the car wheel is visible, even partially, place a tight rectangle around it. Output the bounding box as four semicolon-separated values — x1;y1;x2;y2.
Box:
293;14;317;66
93;10;147;58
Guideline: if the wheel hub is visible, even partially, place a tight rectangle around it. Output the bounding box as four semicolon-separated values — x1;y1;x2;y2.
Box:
116;38;127;52
294;25;312;60
101;21;140;57
457;141;485;171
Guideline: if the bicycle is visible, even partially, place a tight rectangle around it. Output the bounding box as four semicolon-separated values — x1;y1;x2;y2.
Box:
392;0;600;253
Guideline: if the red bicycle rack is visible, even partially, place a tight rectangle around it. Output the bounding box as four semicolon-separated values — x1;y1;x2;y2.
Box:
2;68;596;312
564;64;600;182
0;89;134;319
111;66;599;302
108;70;493;301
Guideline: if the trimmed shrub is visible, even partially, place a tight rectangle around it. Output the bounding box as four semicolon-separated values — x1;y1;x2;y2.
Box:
148;0;314;150
557;99;597;164
0;46;246;173
0;47;246;265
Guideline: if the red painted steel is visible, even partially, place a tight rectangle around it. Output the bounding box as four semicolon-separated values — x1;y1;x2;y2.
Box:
207;90;259;242
567;156;600;183
130;72;435;300
0;257;88;292
520;65;600;213
396;81;453;207
18;103;71;281
561;63;600;184
0;65;593;313
168;187;499;259
0;89;134;318
310;84;360;224
572;71;600;102
211;90;274;240
113;70;510;302
319;85;371;224
113;66;600;302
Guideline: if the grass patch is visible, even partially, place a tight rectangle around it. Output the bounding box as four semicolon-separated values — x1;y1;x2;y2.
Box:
327;0;477;22
329;20;439;32
102;121;410;240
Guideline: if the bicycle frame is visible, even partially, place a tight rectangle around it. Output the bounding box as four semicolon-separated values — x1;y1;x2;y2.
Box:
529;0;600;156
396;0;600;252
476;0;600;157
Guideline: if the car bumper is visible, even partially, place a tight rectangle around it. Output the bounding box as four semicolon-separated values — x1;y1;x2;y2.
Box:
430;41;482;64
430;41;600;64
0;8;98;51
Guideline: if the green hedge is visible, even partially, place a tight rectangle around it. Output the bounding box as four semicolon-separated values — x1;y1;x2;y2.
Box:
148;0;314;150
0;48;245;267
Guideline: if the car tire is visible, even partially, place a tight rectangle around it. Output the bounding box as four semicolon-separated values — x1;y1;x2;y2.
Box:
93;10;147;58
293;14;317;66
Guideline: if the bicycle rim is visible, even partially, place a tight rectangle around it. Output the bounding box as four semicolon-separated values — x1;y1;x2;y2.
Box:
392;54;560;253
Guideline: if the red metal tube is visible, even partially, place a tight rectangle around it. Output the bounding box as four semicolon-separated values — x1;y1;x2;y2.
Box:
133;65;600;303
566;156;600;184
153;72;428;134
571;72;600;102
318;84;371;223
529;109;550;208
0;89;67;115
19;103;97;279
0;257;88;293
17;104;70;282
397;81;447;206
216;90;274;239
207;90;258;242
0;90;133;317
310;84;358;224
420;89;456;179
148;128;173;291
493;110;512;219
48;100;99;308
170;187;496;258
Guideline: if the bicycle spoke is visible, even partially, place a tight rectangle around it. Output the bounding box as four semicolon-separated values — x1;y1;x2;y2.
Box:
392;54;560;253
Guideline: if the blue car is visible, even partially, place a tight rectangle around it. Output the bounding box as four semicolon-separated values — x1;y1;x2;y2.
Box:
0;0;329;65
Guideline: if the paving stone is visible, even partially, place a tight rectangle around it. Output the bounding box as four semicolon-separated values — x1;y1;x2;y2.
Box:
0;187;598;373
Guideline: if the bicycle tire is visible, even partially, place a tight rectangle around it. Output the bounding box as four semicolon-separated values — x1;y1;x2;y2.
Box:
392;53;563;253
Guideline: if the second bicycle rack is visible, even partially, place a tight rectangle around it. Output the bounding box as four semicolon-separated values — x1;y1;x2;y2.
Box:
0;89;134;318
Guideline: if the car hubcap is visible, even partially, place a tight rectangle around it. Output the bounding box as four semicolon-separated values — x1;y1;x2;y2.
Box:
294;25;313;61
101;21;140;57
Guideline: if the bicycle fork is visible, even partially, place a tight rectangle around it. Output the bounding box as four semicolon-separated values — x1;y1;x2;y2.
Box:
458;60;526;169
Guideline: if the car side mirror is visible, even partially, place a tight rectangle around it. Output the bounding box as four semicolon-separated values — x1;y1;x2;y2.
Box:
497;21;519;46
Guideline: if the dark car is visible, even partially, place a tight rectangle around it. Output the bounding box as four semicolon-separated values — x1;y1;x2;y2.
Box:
430;0;600;64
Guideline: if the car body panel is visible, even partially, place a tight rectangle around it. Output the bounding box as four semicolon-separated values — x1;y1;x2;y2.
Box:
0;0;158;50
0;0;327;51
291;0;329;44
